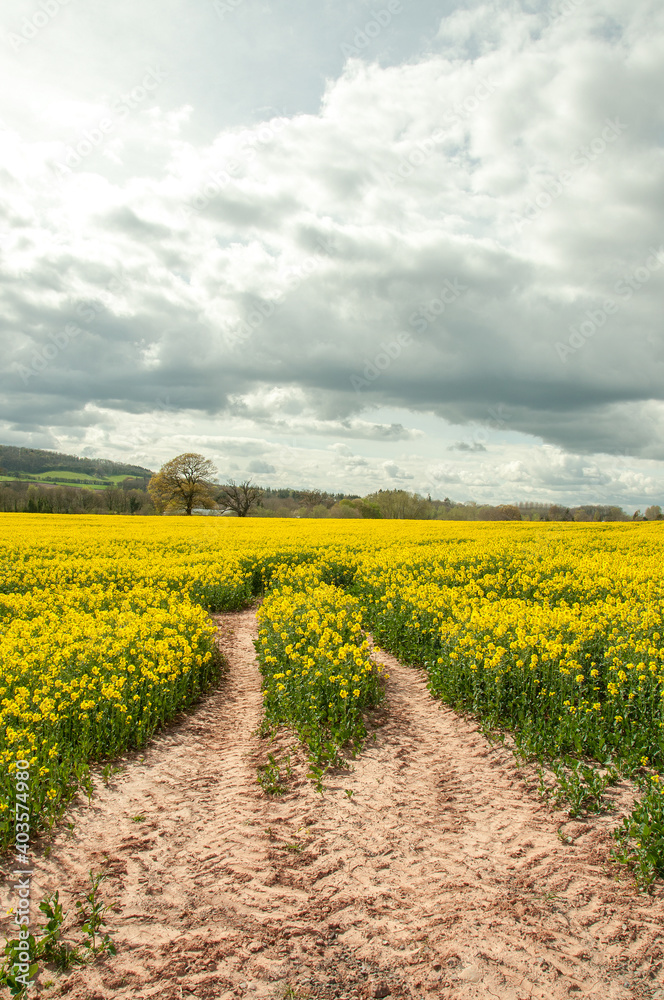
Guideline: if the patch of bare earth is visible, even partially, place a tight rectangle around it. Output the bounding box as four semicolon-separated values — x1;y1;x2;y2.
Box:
14;610;664;1000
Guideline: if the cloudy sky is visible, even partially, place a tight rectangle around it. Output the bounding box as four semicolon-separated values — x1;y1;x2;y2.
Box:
1;0;663;507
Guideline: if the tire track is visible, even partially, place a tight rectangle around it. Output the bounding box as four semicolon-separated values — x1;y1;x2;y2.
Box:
28;611;664;999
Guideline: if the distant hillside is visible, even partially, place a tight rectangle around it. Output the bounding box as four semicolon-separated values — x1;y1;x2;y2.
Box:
0;445;154;480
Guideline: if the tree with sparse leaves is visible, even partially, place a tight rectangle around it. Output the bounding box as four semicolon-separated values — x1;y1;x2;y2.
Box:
148;453;218;516
217;480;262;517
364;489;431;520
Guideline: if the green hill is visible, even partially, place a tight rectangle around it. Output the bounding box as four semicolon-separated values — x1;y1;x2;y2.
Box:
0;445;154;485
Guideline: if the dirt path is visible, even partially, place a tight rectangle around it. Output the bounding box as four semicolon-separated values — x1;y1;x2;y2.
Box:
23;611;664;999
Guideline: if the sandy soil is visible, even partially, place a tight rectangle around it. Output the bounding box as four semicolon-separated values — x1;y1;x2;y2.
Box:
7;609;664;1000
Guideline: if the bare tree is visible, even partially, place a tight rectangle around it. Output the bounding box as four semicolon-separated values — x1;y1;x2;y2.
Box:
297;489;324;511
218;480;262;517
148;453;218;515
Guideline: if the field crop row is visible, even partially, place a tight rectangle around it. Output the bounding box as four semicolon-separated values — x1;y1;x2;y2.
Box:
0;515;662;879
256;561;384;765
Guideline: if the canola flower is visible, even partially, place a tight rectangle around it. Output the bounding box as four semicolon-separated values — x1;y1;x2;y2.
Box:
0;514;663;875
0;583;218;841
356;523;664;767
256;561;383;763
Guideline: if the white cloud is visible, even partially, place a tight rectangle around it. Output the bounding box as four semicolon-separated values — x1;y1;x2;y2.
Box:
0;0;663;506
383;460;414;480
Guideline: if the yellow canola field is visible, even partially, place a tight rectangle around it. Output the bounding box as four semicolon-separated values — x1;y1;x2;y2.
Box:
256;561;384;764
1;514;663;851
357;528;664;764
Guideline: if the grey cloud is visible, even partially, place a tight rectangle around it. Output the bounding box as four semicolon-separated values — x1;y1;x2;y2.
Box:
1;0;663;502
383;461;414;480
208;438;270;456
196;190;299;230
247;459;276;474
299;420;421;442
448;441;487;452
102;207;172;240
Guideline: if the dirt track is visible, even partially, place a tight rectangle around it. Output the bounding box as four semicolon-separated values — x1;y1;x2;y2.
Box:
24;610;664;998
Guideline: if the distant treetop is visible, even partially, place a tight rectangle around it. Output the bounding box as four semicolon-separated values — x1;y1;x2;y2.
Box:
0;444;153;479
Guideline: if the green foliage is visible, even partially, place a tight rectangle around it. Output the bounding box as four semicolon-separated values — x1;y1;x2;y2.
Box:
0;444;152;480
0;933;38;997
364;489;432;520
257;753;291;795
0;872;115;995
0;481;154;515
255;563;384;769
307;763;327;793
613;777;664;887
538;758;618;817
75;871;116;957
37;891;82;971
353;531;664;883
149;453;218;516
101;763;124;785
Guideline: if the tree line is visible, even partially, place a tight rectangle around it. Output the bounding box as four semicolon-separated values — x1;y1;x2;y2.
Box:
146;454;662;521
0;480;154;515
255;493;662;521
1;450;661;520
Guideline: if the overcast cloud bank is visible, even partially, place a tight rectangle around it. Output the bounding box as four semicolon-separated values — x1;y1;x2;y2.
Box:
1;0;663;507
